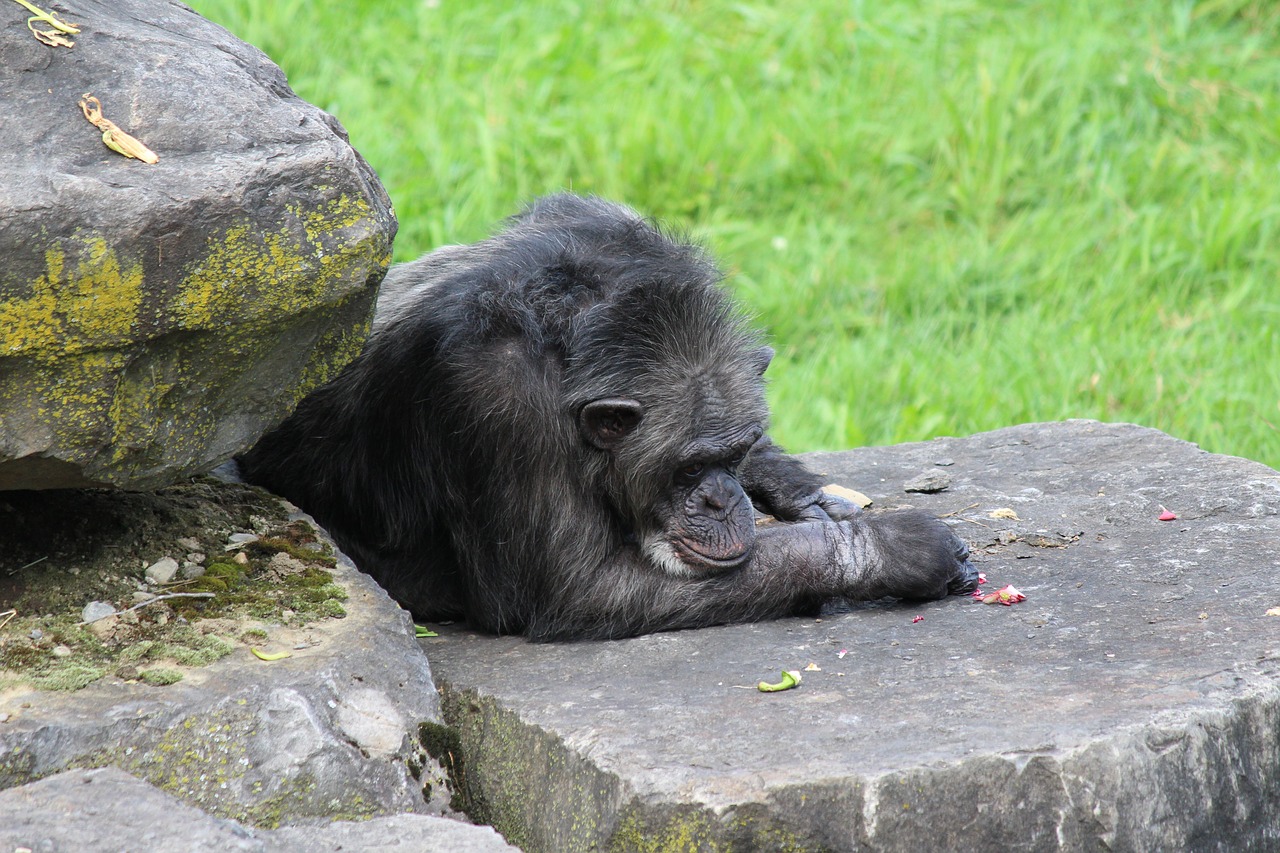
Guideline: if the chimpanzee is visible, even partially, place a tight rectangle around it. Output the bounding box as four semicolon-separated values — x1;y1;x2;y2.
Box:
240;194;978;640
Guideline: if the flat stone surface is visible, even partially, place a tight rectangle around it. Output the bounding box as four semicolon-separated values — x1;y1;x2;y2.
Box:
424;421;1280;852
0;767;517;852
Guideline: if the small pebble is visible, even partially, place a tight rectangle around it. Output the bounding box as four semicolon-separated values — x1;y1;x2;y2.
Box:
233;552;250;565
145;556;180;585
181;562;206;580
52;645;72;657
28;629;42;641
226;533;258;548
81;601;117;623
132;591;156;604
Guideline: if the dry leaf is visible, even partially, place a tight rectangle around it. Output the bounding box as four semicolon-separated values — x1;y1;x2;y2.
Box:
80;94;158;164
14;0;79;48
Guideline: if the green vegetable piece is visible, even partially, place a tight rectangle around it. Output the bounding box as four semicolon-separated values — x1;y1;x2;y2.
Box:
757;669;802;693
414;624;438;638
251;647;291;661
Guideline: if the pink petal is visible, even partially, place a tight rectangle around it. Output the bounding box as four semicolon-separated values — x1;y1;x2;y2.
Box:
982;585;1027;606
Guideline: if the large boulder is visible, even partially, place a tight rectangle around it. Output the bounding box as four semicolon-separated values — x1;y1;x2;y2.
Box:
0;0;395;490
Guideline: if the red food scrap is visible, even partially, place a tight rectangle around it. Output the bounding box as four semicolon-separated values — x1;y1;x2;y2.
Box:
1158;506;1177;522
912;615;924;623
980;584;1026;606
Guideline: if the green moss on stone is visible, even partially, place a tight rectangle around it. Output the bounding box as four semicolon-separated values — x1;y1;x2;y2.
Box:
0;485;347;694
139;667;183;686
250;537;337;567
25;661;108;692
318;600;347;618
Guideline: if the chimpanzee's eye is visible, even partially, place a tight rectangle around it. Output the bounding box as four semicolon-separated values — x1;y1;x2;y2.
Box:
676;463;705;484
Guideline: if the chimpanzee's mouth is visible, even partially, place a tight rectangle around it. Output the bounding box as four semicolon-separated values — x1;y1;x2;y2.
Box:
672;539;752;572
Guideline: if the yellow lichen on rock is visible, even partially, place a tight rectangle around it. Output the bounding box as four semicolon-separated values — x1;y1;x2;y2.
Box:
173;193;382;331
0;240;145;358
0;187;389;488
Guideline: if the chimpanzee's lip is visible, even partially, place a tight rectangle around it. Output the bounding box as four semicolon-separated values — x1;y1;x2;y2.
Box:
672;539;752;572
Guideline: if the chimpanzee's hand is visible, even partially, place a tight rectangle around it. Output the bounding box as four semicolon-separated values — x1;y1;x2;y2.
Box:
815;491;862;522
839;510;979;602
783;490;861;523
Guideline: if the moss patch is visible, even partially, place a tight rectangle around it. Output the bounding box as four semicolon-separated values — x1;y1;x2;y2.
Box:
139;667;184;686
0;479;348;692
0;201;388;489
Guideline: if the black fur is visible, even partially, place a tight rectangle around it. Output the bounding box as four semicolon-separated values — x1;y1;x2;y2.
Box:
240;194;978;640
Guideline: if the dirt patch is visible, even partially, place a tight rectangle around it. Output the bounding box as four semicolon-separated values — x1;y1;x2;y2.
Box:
0;478;347;691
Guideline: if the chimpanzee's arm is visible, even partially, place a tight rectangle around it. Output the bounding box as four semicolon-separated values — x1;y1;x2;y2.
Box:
740;437;859;522
526;511;978;641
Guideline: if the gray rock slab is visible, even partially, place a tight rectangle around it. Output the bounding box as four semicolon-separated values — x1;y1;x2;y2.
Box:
0;766;517;852
272;811;519;852
422;421;1280;852
0;0;394;490
0;517;443;826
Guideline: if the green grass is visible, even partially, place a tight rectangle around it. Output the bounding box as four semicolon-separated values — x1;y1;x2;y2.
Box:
189;0;1280;468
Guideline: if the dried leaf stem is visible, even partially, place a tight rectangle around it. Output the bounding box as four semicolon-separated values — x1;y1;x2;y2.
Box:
80;94;159;164
11;0;79;47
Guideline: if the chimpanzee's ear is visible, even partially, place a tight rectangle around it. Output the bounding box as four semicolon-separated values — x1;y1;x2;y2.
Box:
751;346;775;376
580;398;644;450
